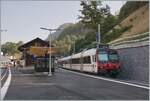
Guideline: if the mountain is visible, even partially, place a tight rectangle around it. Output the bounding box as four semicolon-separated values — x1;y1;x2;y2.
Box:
50;1;149;55
110;3;149;43
45;23;74;41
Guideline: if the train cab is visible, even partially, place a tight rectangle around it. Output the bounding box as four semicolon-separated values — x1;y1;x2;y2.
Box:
96;45;121;77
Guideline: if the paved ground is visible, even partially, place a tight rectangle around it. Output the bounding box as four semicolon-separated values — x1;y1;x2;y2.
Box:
4;67;149;100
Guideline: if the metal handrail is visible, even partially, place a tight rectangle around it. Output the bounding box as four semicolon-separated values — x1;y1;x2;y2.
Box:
109;32;149;45
111;37;149;46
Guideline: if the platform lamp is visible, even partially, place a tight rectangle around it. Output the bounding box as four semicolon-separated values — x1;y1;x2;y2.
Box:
40;27;61;76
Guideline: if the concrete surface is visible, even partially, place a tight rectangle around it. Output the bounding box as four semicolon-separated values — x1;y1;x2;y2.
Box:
4;68;149;100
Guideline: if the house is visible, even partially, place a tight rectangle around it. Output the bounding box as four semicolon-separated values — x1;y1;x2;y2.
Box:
18;37;50;66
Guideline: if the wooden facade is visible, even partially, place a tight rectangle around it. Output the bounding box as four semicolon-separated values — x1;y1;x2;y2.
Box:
18;37;50;66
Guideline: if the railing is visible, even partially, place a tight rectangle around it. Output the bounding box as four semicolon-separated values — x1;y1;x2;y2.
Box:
109;32;149;46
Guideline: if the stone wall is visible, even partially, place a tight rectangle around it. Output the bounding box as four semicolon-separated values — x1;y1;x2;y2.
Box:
113;41;149;85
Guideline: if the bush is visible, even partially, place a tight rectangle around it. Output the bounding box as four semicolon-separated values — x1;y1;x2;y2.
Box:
101;25;133;43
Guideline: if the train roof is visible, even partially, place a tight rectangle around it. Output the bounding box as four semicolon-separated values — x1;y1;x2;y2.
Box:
58;48;118;61
71;52;82;59
82;48;97;57
58;56;72;61
71;48;97;59
58;48;97;61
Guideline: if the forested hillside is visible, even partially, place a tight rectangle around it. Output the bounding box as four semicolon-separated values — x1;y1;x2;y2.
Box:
111;3;149;43
52;1;149;56
118;1;148;21
46;23;74;41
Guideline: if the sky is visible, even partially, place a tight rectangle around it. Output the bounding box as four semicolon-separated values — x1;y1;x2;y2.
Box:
1;1;126;44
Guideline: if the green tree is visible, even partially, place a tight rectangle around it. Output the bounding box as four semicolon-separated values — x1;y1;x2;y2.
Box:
16;41;24;46
78;0;118;45
1;41;23;56
101;14;118;34
119;1;148;21
79;0;110;31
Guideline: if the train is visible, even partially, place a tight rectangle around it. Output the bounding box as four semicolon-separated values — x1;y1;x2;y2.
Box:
58;45;121;77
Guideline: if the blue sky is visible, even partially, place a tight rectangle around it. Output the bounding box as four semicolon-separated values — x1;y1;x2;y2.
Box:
1;1;126;44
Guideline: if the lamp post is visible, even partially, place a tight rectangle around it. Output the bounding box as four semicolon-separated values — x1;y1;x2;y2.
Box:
23;48;27;68
0;30;7;58
73;41;75;54
96;24;100;48
40;27;61;76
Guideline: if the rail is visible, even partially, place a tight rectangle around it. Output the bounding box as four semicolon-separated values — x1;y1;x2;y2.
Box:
109;32;149;46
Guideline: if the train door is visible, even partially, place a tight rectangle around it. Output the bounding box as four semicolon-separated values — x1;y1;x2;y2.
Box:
80;52;83;72
70;56;72;69
91;55;97;73
90;55;94;73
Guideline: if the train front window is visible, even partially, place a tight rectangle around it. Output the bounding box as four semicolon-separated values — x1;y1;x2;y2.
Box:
108;54;119;62
98;54;108;61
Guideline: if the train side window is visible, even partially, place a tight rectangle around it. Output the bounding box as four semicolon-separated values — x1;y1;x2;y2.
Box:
83;57;86;63
67;60;70;64
77;58;80;64
88;56;91;63
72;58;80;64
72;59;74;64
83;56;91;64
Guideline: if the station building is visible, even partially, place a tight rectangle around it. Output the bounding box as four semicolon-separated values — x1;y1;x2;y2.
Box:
18;37;49;66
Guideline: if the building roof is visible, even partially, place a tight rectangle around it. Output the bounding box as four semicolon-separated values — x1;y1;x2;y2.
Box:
18;37;51;51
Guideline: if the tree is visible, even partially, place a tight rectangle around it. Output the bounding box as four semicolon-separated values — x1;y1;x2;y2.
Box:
79;0;110;31
101;14;118;36
16;41;23;46
1;41;23;56
53;22;90;55
78;0;118;44
53;0;119;54
119;1;148;21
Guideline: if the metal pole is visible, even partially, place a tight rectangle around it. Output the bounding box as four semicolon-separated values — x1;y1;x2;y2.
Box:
40;27;61;76
73;41;75;54
0;31;1;59
48;31;52;76
23;48;26;68
0;30;7;58
98;24;100;44
97;24;100;48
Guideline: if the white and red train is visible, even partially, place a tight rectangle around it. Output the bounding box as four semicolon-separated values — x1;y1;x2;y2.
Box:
58;46;121;77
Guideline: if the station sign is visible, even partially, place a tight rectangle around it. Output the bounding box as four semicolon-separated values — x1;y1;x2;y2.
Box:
29;46;59;56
